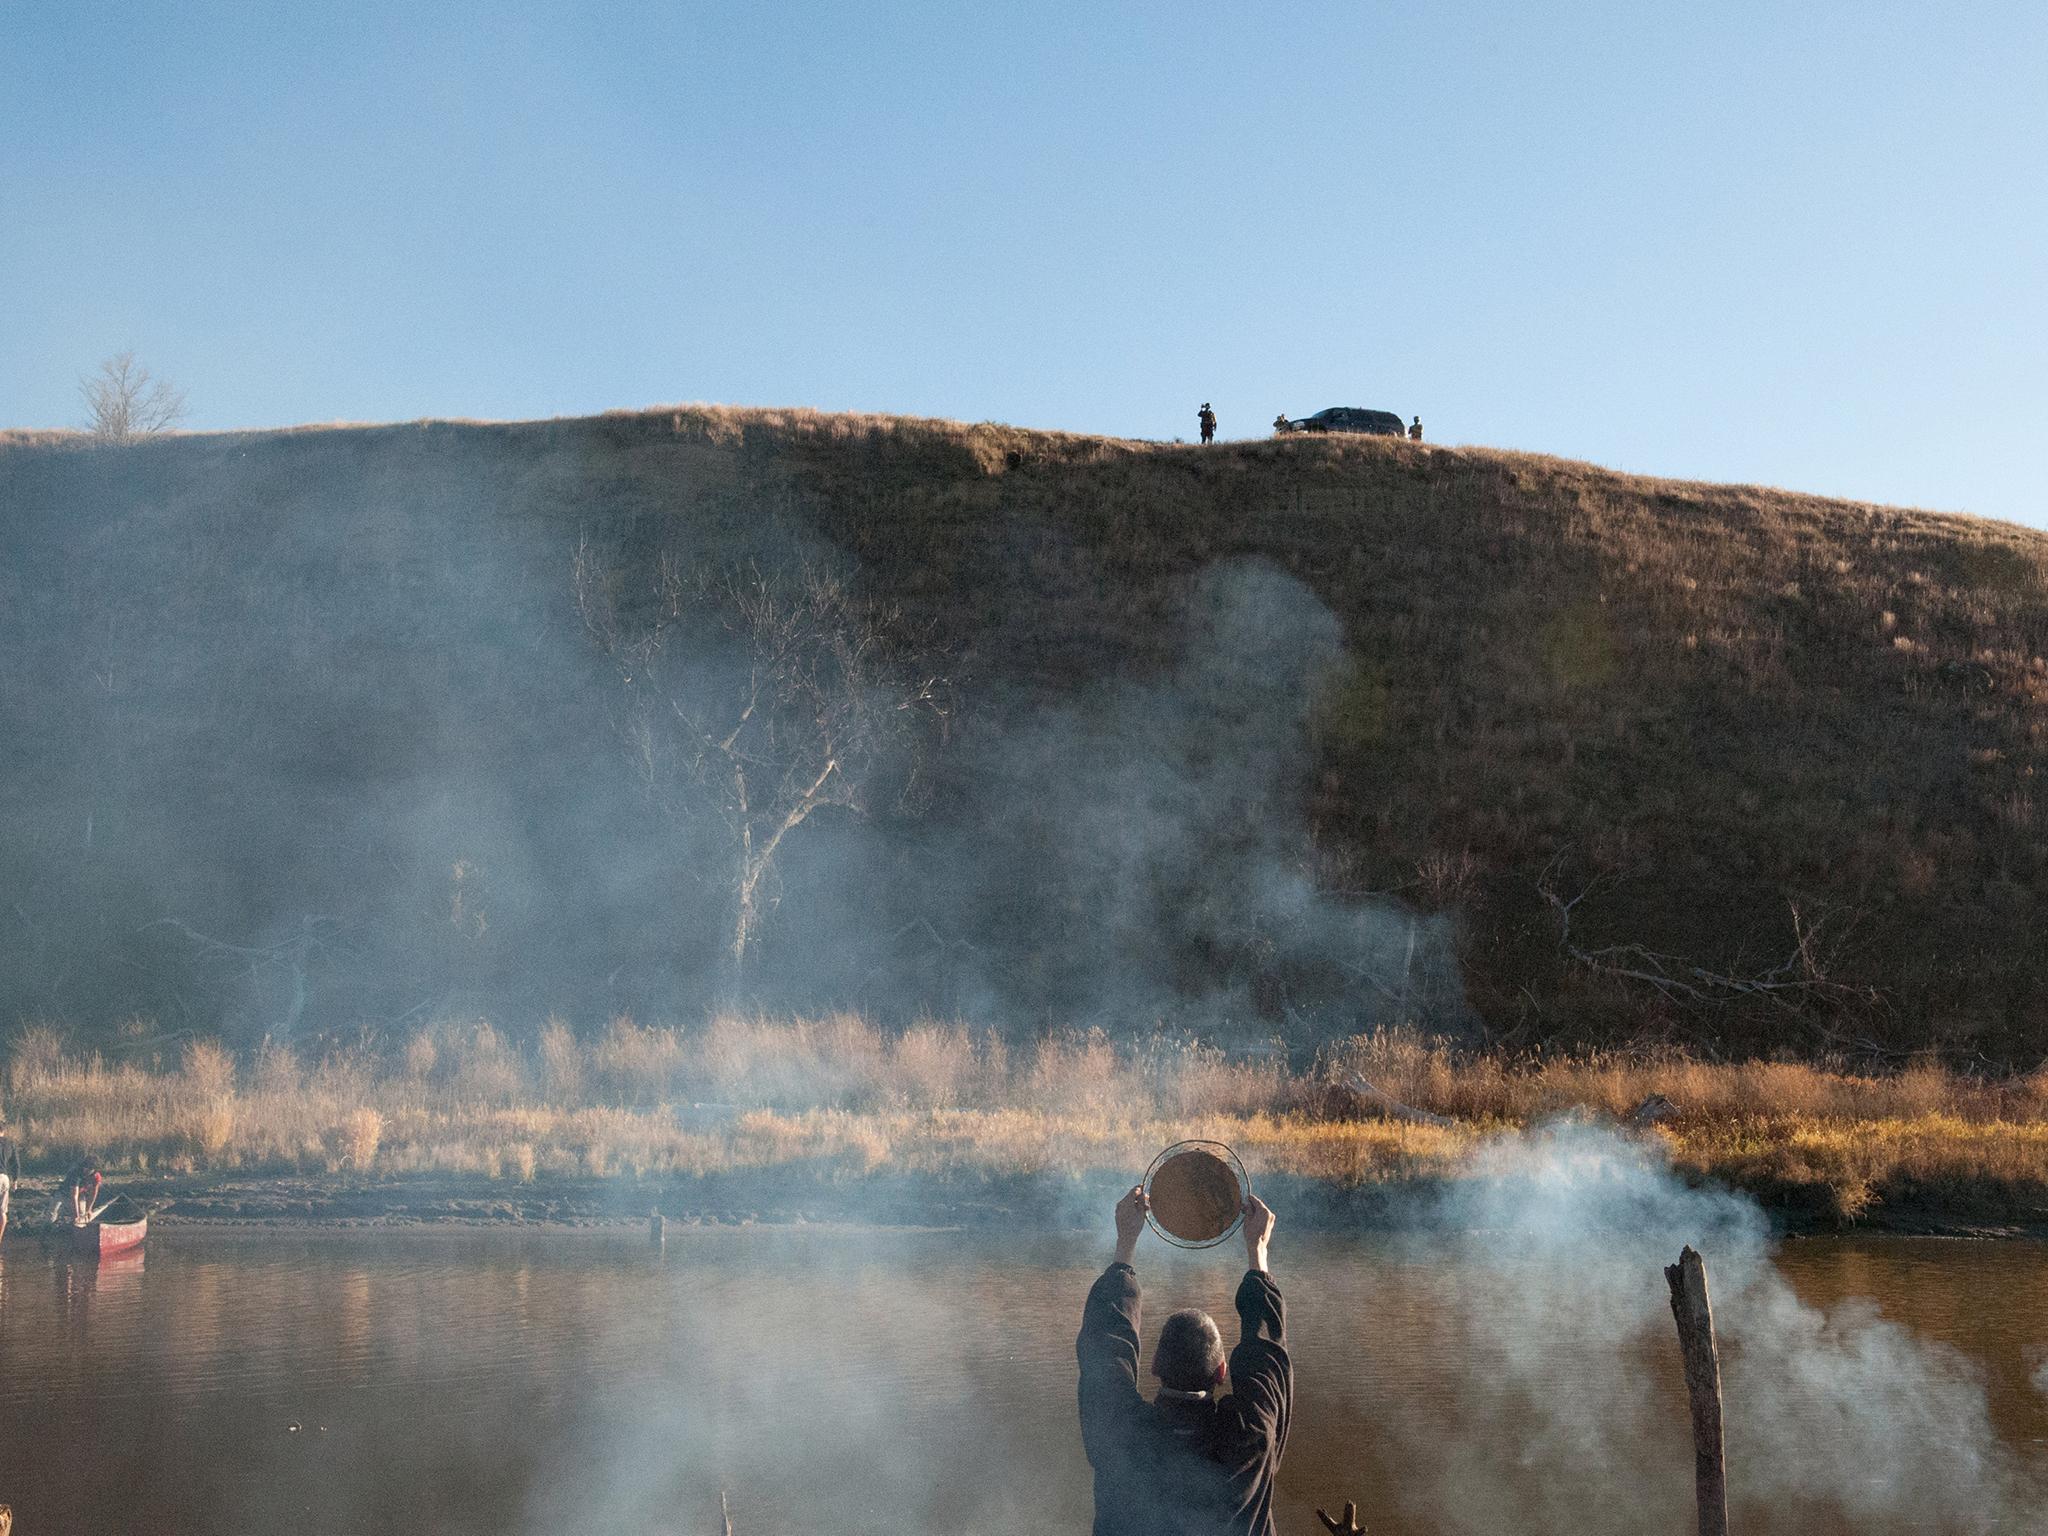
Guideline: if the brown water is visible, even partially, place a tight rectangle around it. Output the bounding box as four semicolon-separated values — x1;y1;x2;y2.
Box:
0;1229;2042;1535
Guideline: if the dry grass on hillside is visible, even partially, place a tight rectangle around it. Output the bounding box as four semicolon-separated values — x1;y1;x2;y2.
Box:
835;424;2048;1055
7;404;2048;1057
5;1019;2046;1225
599;405;2048;1055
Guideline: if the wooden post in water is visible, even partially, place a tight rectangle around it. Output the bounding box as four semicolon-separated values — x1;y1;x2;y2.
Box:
1665;1245;1729;1536
719;1488;734;1536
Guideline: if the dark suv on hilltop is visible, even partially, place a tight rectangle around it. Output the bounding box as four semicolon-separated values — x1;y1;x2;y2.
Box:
1283;407;1405;436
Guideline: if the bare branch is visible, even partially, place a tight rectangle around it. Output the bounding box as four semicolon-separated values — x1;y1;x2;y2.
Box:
79;352;187;443
573;539;948;977
1538;855;1889;1050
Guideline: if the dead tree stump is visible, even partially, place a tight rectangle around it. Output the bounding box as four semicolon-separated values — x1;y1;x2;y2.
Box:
1665;1245;1729;1536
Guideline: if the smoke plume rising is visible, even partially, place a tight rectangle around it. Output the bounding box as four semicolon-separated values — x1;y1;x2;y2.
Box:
1351;1123;2047;1534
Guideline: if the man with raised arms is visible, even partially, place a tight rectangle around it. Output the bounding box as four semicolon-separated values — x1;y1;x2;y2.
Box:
1076;1184;1290;1536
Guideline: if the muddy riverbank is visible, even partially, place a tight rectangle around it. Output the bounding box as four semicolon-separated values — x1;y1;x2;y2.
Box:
8;1166;2045;1241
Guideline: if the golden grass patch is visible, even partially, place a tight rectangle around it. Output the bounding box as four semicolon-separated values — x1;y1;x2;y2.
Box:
3;1021;2043;1225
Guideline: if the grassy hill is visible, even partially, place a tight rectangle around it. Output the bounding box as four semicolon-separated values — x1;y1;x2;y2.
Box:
3;407;2046;1062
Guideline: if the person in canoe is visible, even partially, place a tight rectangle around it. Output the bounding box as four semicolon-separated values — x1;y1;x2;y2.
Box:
0;1118;21;1242
54;1159;105;1226
1076;1185;1291;1536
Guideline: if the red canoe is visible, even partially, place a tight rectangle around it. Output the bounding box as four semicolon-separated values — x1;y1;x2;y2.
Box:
75;1199;147;1258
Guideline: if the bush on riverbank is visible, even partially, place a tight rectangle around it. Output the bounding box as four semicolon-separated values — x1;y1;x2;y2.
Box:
4;1018;2046;1229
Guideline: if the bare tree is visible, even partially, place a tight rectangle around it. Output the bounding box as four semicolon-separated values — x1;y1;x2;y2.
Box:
1538;853;1889;1052
575;539;948;978
79;351;187;443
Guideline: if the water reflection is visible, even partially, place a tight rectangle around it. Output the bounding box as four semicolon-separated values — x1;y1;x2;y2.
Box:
0;1232;2037;1535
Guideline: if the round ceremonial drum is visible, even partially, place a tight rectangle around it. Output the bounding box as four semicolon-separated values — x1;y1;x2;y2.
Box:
1143;1140;1249;1249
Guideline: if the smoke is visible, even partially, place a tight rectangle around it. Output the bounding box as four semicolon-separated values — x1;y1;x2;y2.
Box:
916;557;1468;1041
0;430;669;1044
510;1239;1099;1536
2;432;1468;1051
493;1127;2046;1536
1350;1123;2047;1535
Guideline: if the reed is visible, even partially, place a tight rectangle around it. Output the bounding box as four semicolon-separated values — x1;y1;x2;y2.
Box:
4;1020;2044;1225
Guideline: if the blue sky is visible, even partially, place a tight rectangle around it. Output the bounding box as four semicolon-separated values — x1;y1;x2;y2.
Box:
4;2;2043;524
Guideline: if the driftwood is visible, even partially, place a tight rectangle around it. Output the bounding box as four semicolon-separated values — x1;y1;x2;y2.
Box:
720;1489;733;1536
1315;1499;1365;1534
1665;1246;1730;1536
1628;1093;1679;1128
1345;1073;1452;1128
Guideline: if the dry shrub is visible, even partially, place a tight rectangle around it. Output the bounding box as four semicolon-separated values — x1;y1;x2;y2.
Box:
2015;1067;2048;1121
1312;1032;1998;1131
1885;1060;1954;1119
7;1023;69;1098
311;1048;374;1106
1151;1040;1285;1118
1024;1030;1127;1116
182;1038;237;1100
2;1004;2041;1220
978;1031;1009;1101
447;1020;525;1105
537;1016;584;1103
887;1022;984;1108
731;1107;893;1173
187;1097;236;1165
345;1107;384;1170
1656;1058;1738;1120
252;1039;301;1098
1324;1030;1473;1115
1736;1061;1835;1119
701;1013;891;1109
403;1030;439;1083
591;1015;689;1105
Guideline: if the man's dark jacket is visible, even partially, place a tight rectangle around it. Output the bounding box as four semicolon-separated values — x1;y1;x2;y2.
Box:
1076;1262;1292;1536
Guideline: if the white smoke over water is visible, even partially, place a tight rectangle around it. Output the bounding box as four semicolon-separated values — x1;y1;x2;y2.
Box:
1359;1124;2048;1535
511;1129;2045;1536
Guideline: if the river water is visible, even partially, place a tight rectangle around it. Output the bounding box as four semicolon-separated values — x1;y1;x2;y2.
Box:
0;1228;2043;1535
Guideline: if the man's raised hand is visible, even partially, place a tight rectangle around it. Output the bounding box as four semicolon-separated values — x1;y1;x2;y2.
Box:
1242;1193;1275;1272
1113;1184;1149;1265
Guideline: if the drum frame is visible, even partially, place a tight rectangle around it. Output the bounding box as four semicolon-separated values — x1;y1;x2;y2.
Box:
1142;1138;1250;1249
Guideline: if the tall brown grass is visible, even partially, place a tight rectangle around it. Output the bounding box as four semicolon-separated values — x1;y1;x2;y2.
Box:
3;1020;2045;1225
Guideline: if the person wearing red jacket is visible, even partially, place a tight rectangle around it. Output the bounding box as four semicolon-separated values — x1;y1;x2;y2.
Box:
55;1160;103;1226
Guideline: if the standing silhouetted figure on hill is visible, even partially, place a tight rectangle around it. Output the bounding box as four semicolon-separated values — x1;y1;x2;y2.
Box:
1409;416;1423;442
1198;404;1217;444
1078;1185;1291;1536
1272;414;1290;436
